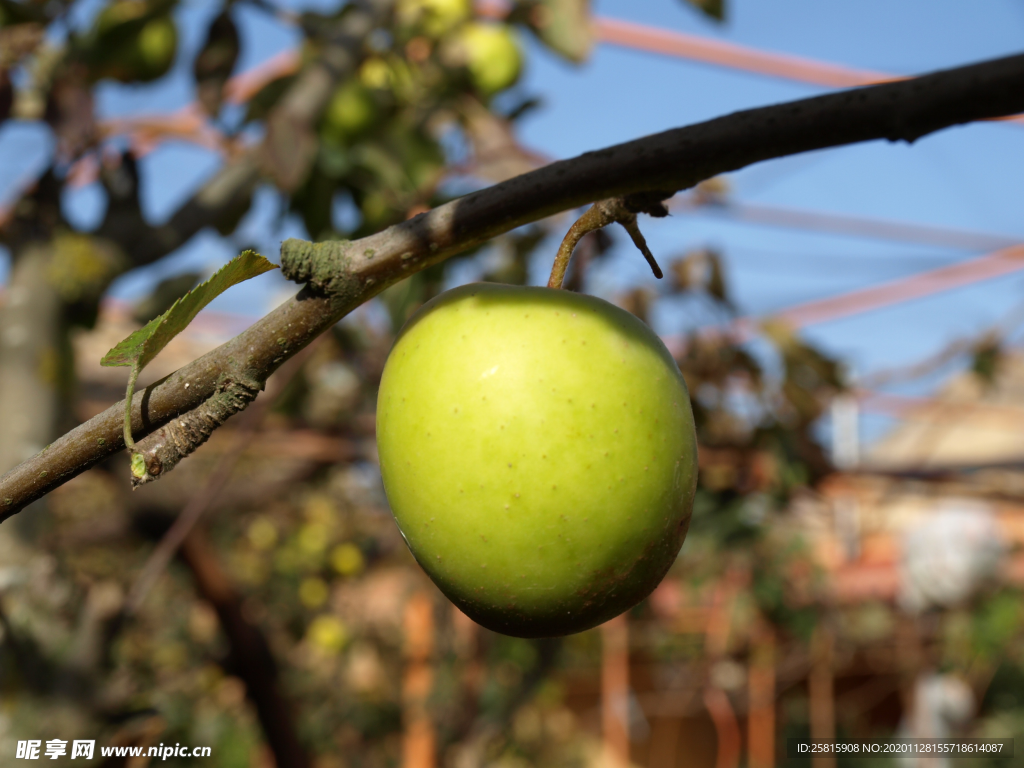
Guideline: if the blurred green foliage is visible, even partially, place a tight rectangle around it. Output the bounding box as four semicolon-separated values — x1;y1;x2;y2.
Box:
3;0;1024;766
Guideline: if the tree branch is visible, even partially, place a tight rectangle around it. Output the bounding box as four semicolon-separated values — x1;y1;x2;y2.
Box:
3;51;1024;519
124;340;319;614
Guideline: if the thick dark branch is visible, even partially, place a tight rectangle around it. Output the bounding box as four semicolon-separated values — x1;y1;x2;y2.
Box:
3;51;1024;519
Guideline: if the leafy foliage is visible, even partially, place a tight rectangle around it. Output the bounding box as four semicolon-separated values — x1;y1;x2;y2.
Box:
82;0;180;84
193;9;239;118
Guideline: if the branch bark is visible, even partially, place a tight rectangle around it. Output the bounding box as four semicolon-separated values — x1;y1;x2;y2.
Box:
3;51;1024;519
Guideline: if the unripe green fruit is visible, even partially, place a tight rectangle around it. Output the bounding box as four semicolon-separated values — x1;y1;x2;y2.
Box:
88;4;177;83
453;22;521;95
322;81;378;144
137;17;176;74
396;0;470;37
376;283;698;637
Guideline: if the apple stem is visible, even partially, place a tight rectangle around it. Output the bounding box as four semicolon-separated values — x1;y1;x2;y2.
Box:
548;197;665;289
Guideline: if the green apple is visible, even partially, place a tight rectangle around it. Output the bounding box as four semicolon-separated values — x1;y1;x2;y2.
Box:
450;22;521;95
136;16;176;71
321;80;378;145
396;0;471;38
137;17;177;75
376;283;698;637
88;3;177;84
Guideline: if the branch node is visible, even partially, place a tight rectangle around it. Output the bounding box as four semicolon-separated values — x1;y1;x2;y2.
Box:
548;196;666;289
280;238;361;300
129;373;262;489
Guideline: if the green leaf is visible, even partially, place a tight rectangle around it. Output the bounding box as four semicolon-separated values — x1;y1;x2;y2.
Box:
193;9;240;117
245;74;296;123
101;250;277;370
84;1;181;84
519;0;593;64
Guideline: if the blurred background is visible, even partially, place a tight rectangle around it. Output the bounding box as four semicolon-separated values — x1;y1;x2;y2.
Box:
2;0;1024;765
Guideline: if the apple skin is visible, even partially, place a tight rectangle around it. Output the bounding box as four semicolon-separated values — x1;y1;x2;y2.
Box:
376;283;698;637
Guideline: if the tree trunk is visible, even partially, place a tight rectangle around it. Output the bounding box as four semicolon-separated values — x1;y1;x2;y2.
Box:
0;243;69;476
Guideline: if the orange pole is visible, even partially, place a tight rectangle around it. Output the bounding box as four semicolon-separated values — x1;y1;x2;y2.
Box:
593;15;1024;128
705;688;742;768
720;244;1024;342
403;592;436;768
673;196;1017;252
594;16;892;88
747;621;776;768
602;614;631;767
704;572;743;768
777;245;1024;329
451;605;484;723
809;626;836;768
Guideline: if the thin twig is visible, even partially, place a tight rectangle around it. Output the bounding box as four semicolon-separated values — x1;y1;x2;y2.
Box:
123;341;320;615
619;215;663;280
548;197;664;289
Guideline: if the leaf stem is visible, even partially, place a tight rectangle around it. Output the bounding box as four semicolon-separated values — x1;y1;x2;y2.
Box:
548;197;664;289
123;360;140;452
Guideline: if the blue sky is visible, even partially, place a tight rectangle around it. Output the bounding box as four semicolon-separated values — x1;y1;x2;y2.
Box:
2;0;1023;448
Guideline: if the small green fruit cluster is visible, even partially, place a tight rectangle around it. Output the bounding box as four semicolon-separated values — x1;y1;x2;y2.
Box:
86;1;177;84
449;23;521;95
395;0;522;94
